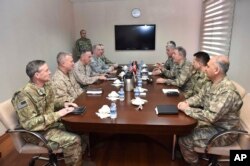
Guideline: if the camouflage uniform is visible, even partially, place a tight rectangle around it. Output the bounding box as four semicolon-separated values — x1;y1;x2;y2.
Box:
11;82;83;166
179;76;243;165
184;70;211;99
75;37;92;57
73;60;99;85
164;57;174;70
100;55;114;65
90;55;110;74
162;60;193;94
52;69;83;103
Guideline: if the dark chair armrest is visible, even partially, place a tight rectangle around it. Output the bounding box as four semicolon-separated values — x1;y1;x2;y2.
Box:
205;129;249;155
7;128;53;152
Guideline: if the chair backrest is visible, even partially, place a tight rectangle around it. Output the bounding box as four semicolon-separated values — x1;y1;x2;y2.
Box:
239;93;250;149
0;99;19;130
0;99;25;152
232;80;246;99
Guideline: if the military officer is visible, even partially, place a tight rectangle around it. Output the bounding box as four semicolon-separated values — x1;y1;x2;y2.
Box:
73;49;107;86
156;46;193;94
52;52;83;103
12;60;83;166
75;29;92;58
185;51;211;98
152;41;176;76
99;44;118;68
177;55;243;165
90;44;116;74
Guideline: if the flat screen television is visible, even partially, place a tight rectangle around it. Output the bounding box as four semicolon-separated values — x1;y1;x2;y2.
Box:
115;24;156;50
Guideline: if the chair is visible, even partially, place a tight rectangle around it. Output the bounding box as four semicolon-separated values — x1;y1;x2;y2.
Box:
194;82;250;166
0;99;63;166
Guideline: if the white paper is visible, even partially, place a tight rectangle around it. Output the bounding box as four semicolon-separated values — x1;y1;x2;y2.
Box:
106;77;117;81
86;90;102;94
162;89;179;94
131;98;148;105
96;105;111;119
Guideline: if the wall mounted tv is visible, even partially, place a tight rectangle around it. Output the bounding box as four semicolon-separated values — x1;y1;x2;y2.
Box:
115;24;156;50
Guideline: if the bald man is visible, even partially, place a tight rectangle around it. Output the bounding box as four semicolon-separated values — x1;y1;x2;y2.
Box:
177;55;243;165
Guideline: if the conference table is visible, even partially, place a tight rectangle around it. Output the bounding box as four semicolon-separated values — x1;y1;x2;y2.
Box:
62;71;197;160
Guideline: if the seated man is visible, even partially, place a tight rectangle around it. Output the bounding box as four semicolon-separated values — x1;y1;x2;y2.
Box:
177;55;243;165
90;44;116;74
156;46;193;94
185;51;211;98
73;49;106;86
153;41;176;76
11;60;83;166
99;43;118;68
52;52;83;102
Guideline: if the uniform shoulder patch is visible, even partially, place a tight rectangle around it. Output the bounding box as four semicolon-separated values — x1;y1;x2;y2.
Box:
17;100;28;110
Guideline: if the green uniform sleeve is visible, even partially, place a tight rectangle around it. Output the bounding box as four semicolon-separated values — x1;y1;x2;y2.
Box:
184;90;241;124
12;92;61;131
168;63;192;87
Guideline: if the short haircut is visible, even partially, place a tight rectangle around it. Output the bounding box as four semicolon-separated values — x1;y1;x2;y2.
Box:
176;46;186;57
80;29;86;33
166;41;176;48
214;55;230;74
92;44;100;52
98;43;104;49
193;51;210;66
26;60;46;79
56;52;72;65
80;49;92;57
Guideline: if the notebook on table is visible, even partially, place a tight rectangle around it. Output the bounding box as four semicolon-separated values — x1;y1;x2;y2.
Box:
86;88;103;95
162;89;180;96
155;105;178;115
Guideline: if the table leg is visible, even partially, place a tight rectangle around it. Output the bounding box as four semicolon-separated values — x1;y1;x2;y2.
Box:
172;134;176;160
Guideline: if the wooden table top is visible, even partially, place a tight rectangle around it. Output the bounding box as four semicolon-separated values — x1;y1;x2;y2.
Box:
62;74;197;135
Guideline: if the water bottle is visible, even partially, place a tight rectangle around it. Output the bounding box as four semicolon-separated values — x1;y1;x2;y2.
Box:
119;88;125;101
137;77;142;88
110;102;117;119
134;86;140;98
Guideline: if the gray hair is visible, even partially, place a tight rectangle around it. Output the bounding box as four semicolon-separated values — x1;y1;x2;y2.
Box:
56;52;72;65
92;44;99;52
214;55;230;74
176;46;186;57
166;41;176;49
26;60;46;79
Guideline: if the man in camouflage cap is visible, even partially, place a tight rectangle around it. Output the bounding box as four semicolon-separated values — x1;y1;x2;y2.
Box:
52;52;83;102
185;51;211;98
12;60;83;166
156;46;193;94
75;29;92;58
152;40;176;76
177;55;243;165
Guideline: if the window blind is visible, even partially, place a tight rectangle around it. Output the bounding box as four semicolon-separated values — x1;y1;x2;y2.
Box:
200;0;236;56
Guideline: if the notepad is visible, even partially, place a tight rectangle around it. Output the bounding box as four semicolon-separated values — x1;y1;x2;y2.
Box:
162;89;180;96
155;105;178;115
86;88;103;95
162;89;180;94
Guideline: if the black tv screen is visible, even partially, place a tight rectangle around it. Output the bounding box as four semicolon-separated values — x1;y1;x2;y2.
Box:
115;24;156;50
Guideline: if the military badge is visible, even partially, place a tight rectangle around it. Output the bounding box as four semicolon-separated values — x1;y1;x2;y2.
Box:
17;100;27;110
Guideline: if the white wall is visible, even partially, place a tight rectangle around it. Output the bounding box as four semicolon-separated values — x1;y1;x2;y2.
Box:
0;0;74;102
72;0;202;64
229;0;250;92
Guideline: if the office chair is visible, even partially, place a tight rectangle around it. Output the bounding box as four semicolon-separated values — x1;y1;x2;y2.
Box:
0;99;63;166
194;82;250;166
